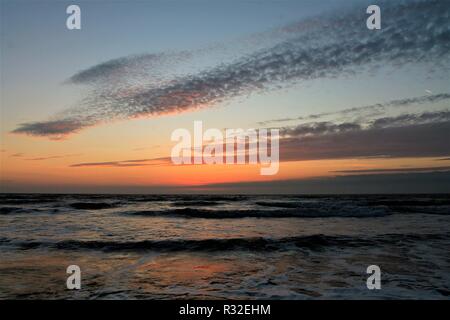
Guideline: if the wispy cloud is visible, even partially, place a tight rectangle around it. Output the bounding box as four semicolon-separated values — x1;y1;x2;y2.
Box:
132;145;161;151
332;166;450;174
10;153;24;158
282;122;361;137
12;120;88;139
280;110;450;138
12;0;450;138
370;110;450;128
258;93;450;126
26;154;81;161
67;52;193;85
70;157;171;168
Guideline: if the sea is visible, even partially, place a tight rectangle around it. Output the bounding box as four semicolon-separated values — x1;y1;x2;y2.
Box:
0;193;449;299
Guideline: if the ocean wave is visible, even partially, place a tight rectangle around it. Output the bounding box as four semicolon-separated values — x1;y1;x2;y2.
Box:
121;206;392;218
69;202;117;210
3;233;449;252
0;199;58;205
366;198;450;207
120;195;248;203
0;207;19;215
255;201;303;208
171;201;221;207
391;205;450;215
1;194;448;216
0;207;60;215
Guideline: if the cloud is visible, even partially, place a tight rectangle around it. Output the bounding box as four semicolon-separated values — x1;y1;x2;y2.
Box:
69;116;450;167
332;166;450;174
12;0;450;138
258;93;450;126
278;109;450;141
27;156;62;161
71;111;450;166
132;145;161;151
70;157;171;168
282;121;361;137
370;110;450;128
10;153;24;157
282;109;450;137
3;169;449;194
67;53;192;85
190;171;450;194
280;121;450;161
26;154;81;161
12;119;89;139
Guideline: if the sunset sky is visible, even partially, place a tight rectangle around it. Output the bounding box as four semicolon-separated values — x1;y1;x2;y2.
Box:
1;0;449;193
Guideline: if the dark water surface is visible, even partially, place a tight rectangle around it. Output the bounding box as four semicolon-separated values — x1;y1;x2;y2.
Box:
0;193;449;299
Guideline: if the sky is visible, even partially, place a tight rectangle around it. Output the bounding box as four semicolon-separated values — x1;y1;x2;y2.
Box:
0;0;449;194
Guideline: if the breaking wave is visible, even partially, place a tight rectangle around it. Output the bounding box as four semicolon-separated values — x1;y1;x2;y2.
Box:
1;194;448;216
2;233;449;252
122;207;393;218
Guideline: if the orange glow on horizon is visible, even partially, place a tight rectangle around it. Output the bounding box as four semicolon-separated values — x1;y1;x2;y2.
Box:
1;150;448;189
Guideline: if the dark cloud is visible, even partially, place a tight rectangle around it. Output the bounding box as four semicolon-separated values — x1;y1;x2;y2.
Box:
282;121;361;137
12;119;89;139
191;171;450;194
27;156;63;161
70;110;450;165
26;154;81;161
280;121;450;161
68;53;191;85
258;93;450;126
70;157;171;168
333;166;450;174
10;153;24;158
279;110;450;143
12;0;450;138
370;110;450;128
132;145;161;151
